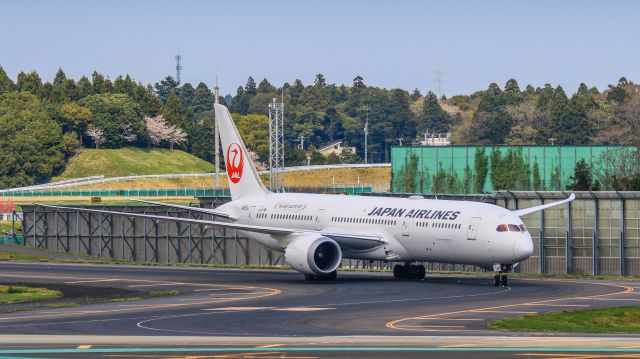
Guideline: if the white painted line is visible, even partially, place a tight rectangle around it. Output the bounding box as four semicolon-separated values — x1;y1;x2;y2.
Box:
272;307;335;312
64;279;119;284
76;345;92;349
204;307;275;311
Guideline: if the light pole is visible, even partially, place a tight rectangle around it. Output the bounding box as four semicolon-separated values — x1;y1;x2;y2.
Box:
364;105;369;164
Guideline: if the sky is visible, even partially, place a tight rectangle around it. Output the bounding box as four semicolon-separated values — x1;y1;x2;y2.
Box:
1;0;638;97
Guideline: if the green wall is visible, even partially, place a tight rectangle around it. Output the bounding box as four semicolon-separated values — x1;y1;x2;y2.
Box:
391;145;635;194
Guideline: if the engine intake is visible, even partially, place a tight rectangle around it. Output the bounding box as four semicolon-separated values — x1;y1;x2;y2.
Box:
284;235;342;275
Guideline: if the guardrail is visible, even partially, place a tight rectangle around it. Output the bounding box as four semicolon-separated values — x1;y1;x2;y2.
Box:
2;185;373;198
0;163;390;194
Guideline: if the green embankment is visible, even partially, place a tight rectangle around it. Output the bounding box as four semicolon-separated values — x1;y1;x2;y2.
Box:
56;148;214;180
490;306;640;333
0;285;63;304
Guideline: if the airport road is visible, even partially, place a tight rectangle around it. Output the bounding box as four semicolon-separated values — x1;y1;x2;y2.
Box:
0;262;639;358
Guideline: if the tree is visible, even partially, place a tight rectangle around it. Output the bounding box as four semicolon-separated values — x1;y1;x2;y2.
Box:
314;74;326;88
230;86;249;114
145;115;186;149
569;159;593;190
0;92;65;188
257;79;276;93
178;83;195;111
0;66;15;94
146;116;172;146
410;88;422;100
75;76;93;99
91;71;112;94
59;102;92;138
191;82;213;116
79;93;144;147
16;71;43;97
163;90;185;127
153;76;179;103
244;76;257;95
420;91;450;133
86;126;106;148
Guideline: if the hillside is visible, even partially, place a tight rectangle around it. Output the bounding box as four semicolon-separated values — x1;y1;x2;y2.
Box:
56;148;214;180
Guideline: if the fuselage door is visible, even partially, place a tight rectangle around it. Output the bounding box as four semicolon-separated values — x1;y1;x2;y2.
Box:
402;220;409;236
315;209;326;230
467;217;481;240
249;206;257;224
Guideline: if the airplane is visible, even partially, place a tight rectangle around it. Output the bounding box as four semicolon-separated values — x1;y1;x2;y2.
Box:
39;103;575;286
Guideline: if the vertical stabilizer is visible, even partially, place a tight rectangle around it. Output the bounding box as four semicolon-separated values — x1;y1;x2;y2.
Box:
214;104;270;200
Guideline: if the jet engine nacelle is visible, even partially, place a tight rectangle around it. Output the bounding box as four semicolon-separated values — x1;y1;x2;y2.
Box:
284;234;342;275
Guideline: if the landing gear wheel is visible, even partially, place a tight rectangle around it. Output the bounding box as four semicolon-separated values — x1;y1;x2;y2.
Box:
493;275;500;287
393;264;425;279
305;274;315;281
500;274;508;286
393;265;403;279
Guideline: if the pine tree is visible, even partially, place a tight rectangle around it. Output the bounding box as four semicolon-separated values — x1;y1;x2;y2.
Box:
178;83;195;112
153;76;179;103
244;77;257;95
75;76;94;100
16;71;43;97
0;66;14;94
191;82;213;116
163;90;185;127
257;79;276;93
420;91;450;133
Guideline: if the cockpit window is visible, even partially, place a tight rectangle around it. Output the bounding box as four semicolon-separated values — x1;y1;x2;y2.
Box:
496;224;508;232
508;224;521;232
519;224;527;232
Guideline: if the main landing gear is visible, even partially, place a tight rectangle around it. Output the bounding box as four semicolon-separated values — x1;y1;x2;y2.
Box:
304;270;337;281
493;264;512;287
393;263;426;279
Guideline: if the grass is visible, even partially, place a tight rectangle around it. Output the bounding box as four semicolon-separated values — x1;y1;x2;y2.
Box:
0;221;21;234
148;289;179;297
0;285;62;304
55;147;214;180
490;306;640;333
0;251;49;262
51;166;391;191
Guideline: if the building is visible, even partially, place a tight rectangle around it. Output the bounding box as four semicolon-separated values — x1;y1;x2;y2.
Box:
420;132;451;146
317;140;356;157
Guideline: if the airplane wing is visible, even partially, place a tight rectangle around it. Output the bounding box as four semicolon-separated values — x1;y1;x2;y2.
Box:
127;198;238;221
511;193;575;217
35;204;385;250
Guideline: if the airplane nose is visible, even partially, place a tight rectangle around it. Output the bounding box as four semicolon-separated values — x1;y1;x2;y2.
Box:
513;237;534;261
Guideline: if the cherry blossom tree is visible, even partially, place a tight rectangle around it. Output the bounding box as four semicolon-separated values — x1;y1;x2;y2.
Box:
86;126;106;149
145;116;187;149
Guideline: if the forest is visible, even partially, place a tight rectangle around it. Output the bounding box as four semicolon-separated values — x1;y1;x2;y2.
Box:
0;65;638;189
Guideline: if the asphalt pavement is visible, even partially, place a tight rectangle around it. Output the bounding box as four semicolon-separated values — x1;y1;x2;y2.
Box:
0;262;638;358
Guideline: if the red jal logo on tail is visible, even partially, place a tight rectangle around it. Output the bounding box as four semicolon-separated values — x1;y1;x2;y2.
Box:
226;143;244;183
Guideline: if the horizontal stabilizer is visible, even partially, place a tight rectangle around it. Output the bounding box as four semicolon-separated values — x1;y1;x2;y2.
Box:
127;198;238;220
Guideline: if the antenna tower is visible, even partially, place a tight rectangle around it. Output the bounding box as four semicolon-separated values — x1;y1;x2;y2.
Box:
268;98;285;192
175;55;183;84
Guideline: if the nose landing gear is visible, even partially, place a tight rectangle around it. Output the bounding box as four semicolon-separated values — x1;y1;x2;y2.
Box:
493;264;512;286
393;263;426;279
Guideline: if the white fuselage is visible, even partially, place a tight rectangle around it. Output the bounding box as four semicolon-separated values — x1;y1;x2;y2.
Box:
218;193;534;268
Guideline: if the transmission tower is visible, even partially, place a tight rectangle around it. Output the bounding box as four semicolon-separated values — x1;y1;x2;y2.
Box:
175;55;183;84
268;98;285;192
